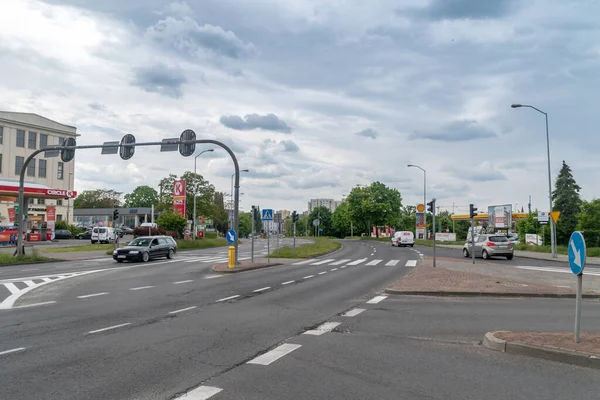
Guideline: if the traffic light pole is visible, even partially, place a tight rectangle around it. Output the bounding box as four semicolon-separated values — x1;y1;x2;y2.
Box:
432;204;436;268
471;216;475;264
251;206;255;263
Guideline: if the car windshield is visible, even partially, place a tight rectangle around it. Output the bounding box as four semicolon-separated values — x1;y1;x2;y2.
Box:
489;236;509;242
128;238;151;247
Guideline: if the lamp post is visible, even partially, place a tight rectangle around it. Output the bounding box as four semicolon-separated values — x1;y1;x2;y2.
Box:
66;171;74;225
230;170;249;229
407;164;426;238
511;103;557;258
193;149;214;239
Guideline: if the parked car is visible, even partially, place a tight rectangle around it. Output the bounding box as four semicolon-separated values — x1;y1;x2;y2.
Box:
113;236;177;263
76;229;92;240
507;234;520;246
54;229;73;240
91;227;116;244
463;234;514;260
391;231;415;247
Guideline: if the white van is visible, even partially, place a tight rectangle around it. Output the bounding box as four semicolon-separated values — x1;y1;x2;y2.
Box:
91;227;116;244
391;231;415;247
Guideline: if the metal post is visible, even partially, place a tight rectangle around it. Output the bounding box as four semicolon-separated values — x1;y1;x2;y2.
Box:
432;203;436;268
66;172;73;225
293;221;297;257
424;170;427;239
230;173;234;230
545;113;557;258
575;273;583;343
251;207;255;263
267;224;270;263
471;217;475;264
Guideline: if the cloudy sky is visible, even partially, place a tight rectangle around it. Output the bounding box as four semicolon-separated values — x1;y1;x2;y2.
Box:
1;0;600;214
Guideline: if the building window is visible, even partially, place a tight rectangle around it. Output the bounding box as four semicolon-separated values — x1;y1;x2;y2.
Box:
57;199;63;206
27;159;35;177
15;156;24;175
0;153;2;173
0;126;3;144
57;214;63;221
37;198;45;205
40;133;48;149
28;131;37;149
57;162;64;179
39;159;47;178
58;137;65;146
16;130;25;147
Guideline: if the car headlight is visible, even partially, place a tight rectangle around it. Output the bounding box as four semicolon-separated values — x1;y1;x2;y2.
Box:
113;250;118;254
129;250;139;254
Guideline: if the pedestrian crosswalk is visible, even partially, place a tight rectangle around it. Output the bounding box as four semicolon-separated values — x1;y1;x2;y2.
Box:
292;257;419;267
178;250;270;264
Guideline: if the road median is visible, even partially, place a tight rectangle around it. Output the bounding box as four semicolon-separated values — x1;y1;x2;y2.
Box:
268;237;341;259
212;257;302;273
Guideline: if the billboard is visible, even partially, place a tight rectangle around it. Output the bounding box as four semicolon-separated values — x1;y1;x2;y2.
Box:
415;212;425;227
487;204;512;229
46;206;56;240
7;208;15;223
172;180;187;217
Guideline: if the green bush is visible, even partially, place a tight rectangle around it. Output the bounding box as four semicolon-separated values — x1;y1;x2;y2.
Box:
54;220;85;235
156;211;187;236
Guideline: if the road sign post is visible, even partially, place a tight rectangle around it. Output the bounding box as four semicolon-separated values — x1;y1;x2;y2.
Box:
427;200;436;267
251;206;256;263
293;221;297;257
568;231;586;343
262;209;273;263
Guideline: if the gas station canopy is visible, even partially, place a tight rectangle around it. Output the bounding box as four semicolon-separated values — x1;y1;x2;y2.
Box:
0;180;77;202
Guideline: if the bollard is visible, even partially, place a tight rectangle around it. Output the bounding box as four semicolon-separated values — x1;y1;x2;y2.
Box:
228;246;235;269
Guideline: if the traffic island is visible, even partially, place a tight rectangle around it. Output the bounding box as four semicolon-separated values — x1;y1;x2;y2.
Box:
212;257;302;273
483;331;600;369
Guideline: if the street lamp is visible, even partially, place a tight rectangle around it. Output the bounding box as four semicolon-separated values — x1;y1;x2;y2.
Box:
511;103;557;258
407;164;426;238
193;149;215;239
230;170;249;229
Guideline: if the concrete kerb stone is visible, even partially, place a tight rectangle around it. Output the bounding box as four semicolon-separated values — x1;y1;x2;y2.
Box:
483;331;600;370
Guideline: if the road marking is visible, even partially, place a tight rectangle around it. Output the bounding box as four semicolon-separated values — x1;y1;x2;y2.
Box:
343;308;366;317
87;323;131;334
366;259;382;266
318;271;327;275
303;322;341;335
41;278;52;282
216;295;240;302
174;280;194;284
329;259;351;265
14;301;56;309
77;292;109;299
385;260;399;266
340;266;347;269
292;259;313;265
169;306;197;314
405;260;417;267
303;275;314;279
247;343;302;365
370;253;374;256
281;280;295;285
24;280;35;287
0;347;26;356
347;258;367;266
130;286;154;291
330;268;338;271
253;286;271;293
310;259;334;265
204;275;223;279
373;249;376;253
4;283;20;294
175;385;223;399
367;295;387;304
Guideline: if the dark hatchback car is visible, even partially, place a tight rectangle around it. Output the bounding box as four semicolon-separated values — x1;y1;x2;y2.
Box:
113;236;177;263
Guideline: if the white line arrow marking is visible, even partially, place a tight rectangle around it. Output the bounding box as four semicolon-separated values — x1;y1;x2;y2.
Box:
570;239;581;268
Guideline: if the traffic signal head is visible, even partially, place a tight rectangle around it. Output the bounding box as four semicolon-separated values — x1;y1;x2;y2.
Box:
427;200;435;213
469;204;478;218
113;209;119;221
292;211;299;222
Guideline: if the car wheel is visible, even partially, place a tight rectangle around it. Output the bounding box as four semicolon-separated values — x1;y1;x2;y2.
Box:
506;254;514;260
167;249;174;259
91;240;97;244
142;252;150;262
116;259;124;263
410;244;414;247
463;248;469;257
482;250;490;260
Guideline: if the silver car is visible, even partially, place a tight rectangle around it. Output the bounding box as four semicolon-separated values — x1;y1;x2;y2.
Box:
463;234;514;260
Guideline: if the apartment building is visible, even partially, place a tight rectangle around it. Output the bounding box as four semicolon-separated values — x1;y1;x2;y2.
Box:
307;199;342;213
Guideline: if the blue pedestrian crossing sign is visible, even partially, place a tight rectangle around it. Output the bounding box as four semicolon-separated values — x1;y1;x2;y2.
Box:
226;229;237;244
261;209;273;221
568;231;586;275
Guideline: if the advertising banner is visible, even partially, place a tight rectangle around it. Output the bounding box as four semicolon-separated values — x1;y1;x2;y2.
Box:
46;206;56;240
7;208;15;223
172;180;186;217
416;212;425;228
538;211;549;225
487;204;512;230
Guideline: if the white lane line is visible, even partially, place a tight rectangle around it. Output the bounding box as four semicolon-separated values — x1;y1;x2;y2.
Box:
343;308;366;317
87;323;131;334
130;286;154;291
347;258;367;266
24;280;36;287
385;260;400;266
247;343;302;365
174;280;194;284
4;283;20;294
175;385;223;399
310;259;335;265
367;295;387;304
216;295;240;302
14;301;56;309
329;259;351;265
303;322;341;336
373;249;377;253
0;347;26;356
292;259;313;265
77;292;109;299
405;260;417;267
169;306;197;314
41;278;52;282
330;268;338;271
204;275;223;279
282;280;295;285
340;265;347;269
253;286;271;293
303;275;314;279
370;253;374;256
318;271;327;275
366;259;382;266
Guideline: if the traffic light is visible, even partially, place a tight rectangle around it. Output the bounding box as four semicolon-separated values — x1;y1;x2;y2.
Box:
469;204;478;218
427;200;435;214
113;208;119;221
292;211;299;222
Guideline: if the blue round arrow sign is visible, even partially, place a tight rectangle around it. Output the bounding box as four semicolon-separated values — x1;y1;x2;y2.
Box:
568;231;586;275
226;229;237;244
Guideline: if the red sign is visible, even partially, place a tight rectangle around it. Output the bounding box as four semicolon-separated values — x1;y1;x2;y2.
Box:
8;208;15;223
172;179;186;217
198;230;205;239
0;185;77;198
46;206;56;221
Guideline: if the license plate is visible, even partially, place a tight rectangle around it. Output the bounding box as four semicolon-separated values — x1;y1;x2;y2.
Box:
118;255;126;258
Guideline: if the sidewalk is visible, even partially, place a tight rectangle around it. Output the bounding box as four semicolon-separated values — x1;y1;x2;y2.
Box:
213;257;302;273
484;331;600;369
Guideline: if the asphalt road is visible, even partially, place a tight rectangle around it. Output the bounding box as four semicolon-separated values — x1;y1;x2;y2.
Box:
0;238;417;399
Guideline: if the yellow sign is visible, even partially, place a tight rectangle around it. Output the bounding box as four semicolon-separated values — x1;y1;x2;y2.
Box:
549;211;561;223
416;204;425;213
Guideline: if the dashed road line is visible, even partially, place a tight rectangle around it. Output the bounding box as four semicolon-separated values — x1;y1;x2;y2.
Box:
14;301;56;309
281;280;295;285
343;308;366;317
77;292;109;299
168;306;197;314
303;322;341;336
216;295;240;302
340;266;347;269
367;295;387;304
0;347;26;356
173;280;194;284
129;286;154;291
303;275;314;279
87;323;131;335
330;268;338;271
253;286;271;293
204;275;223;279
405;260;417;267
174;385;223;399
370;253;374;256
318;271;327;275
247;343;302;365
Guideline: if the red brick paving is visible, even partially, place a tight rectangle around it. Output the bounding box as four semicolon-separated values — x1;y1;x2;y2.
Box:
496;332;600;357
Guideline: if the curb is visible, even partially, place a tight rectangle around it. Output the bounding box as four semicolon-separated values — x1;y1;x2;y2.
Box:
212;262;284;274
482;331;600;370
384;289;600;299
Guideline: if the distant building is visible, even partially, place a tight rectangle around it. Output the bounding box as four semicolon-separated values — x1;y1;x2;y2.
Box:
308;199;341;213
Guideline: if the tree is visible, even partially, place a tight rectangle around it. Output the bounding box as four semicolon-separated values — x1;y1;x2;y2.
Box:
308;206;332;236
346;182;402;237
211;191;229;236
253;206;262;233
331;201;352;238
73;189;122;208
397;206;416;232
157;173;178;212
156;211;187;236
297;214;309;236
180;171;215;221
124;185;159;208
516;211;540;236
239;212;252;237
552;161;582;245
577;199;600;247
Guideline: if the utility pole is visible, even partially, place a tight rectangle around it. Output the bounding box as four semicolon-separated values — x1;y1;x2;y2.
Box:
452;202;455;233
528;195;532;214
251;205;255;263
470;204;478;264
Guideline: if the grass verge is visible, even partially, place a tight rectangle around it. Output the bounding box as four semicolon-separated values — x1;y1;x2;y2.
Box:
0;252;53;265
415;239;465;246
268;237;341;258
43;244;115;253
